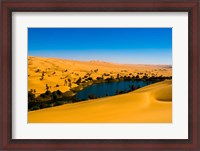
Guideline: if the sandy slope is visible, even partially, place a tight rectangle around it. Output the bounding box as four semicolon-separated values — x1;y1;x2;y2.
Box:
28;80;172;123
28;56;172;95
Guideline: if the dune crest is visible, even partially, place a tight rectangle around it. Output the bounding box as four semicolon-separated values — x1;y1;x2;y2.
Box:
28;80;172;123
28;56;172;95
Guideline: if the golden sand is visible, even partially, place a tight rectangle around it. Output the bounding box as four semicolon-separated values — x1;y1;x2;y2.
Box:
28;80;172;123
28;56;172;95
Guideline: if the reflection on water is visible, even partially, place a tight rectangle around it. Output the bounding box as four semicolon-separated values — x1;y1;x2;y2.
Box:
75;80;153;100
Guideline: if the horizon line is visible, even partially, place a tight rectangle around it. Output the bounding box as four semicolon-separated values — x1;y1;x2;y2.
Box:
28;55;172;66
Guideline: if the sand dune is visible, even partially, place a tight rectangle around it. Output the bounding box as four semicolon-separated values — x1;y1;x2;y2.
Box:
28;56;172;95
28;80;172;123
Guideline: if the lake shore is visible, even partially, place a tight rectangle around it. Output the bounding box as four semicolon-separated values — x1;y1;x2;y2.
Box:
28;56;172;95
28;80;172;123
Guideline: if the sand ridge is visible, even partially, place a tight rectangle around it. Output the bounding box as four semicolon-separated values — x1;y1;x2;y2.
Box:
28;80;172;123
28;56;172;95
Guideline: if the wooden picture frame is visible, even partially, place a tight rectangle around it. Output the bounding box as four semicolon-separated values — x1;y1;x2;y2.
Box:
1;0;199;150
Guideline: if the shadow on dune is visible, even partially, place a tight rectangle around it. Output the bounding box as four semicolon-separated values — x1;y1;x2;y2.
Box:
151;85;172;102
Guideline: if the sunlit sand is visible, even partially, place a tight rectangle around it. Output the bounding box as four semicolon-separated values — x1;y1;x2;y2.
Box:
28;80;172;123
28;56;172;95
28;28;172;123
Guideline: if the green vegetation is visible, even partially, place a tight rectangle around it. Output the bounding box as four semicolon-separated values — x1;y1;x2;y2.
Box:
28;89;73;111
28;72;172;111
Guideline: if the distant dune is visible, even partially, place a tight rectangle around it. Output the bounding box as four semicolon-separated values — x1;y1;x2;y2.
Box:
28;56;172;95
28;80;172;123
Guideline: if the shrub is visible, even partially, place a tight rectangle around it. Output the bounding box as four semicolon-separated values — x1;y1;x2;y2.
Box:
46;84;49;91
31;105;40;111
103;73;110;76
28;102;36;109
142;75;148;79
56;90;62;95
97;77;103;80
64;79;67;85
52;91;59;100
55;101;64;106
87;77;93;81
76;77;81;85
40;103;50;109
28;91;36;102
45;90;52;97
70;86;83;93
106;77;114;82
40;93;47;98
64;91;74;97
68;83;72;88
35;69;40;73
36;96;51;102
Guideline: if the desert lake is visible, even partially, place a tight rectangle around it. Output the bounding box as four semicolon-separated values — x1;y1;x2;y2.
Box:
28;27;172;123
75;80;153;100
28;80;172;123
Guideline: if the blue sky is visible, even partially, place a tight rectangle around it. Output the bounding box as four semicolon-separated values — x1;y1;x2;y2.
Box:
28;28;172;64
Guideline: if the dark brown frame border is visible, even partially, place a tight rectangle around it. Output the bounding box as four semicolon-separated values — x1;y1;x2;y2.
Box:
1;0;199;150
